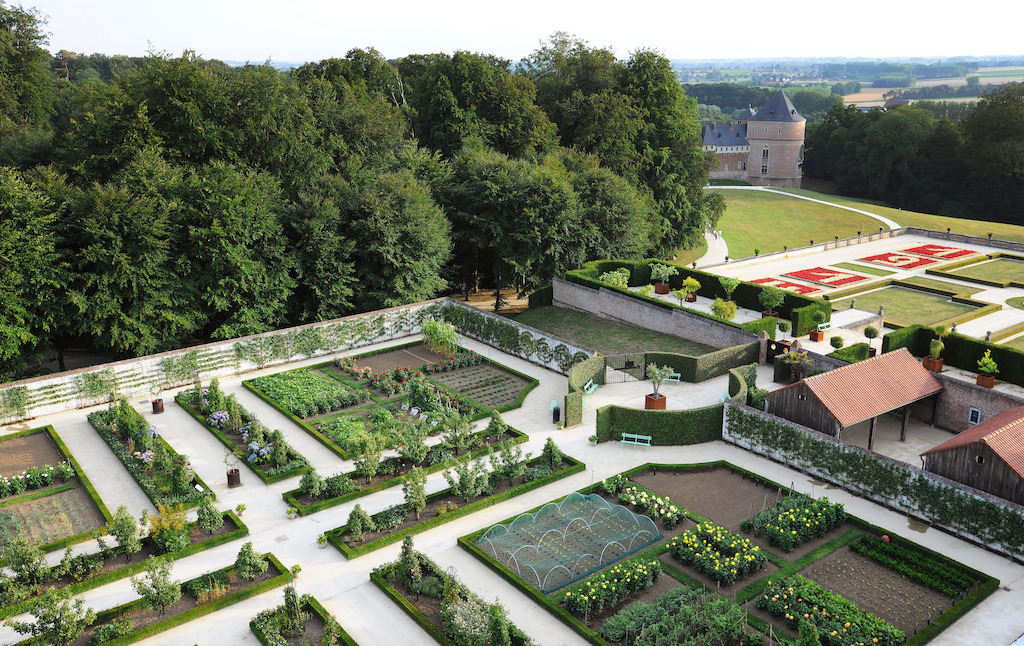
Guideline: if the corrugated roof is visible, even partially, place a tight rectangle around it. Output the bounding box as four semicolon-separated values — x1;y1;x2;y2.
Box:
922;406;1024;479
804;348;942;427
750;90;805;123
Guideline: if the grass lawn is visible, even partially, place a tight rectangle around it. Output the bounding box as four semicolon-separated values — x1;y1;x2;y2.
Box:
710;189;885;259
900;276;984;295
1002;335;1024;352
833;262;895;277
949;258;1024;284
671;240;707;266
831;287;978;328
511;306;718;356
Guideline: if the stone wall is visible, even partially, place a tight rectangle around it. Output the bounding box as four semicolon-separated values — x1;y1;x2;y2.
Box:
553;278;758;350
931;373;1024;432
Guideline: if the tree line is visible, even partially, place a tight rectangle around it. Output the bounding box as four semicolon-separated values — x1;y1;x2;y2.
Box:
803;85;1024;224
685;84;843;122
0;9;722;379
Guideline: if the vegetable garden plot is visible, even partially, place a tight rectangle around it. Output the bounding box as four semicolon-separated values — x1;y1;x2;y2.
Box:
475;492;662;593
248;369;371;418
429;363;532;410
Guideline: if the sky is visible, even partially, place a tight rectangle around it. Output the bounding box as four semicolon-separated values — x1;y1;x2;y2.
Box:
33;0;1024;64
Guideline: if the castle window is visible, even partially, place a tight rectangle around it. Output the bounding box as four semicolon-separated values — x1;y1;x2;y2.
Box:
761;164;768;175
742;162;747;171
761;147;769;160
778;126;783;134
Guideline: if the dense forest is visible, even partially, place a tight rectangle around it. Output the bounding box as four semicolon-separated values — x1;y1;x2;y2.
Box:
0;7;723;378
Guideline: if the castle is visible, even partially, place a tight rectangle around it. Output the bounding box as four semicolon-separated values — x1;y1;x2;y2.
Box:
701;90;805;188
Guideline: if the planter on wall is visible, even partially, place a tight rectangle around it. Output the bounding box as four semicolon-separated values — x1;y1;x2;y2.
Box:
645;394;666;410
654;283;670;295
923;356;944;373
977;374;996;388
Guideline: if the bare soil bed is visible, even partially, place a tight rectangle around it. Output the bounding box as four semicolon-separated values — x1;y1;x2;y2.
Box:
430;363;531;409
0;486;107;548
356;346;444;374
631;468;851;561
0;432;66;477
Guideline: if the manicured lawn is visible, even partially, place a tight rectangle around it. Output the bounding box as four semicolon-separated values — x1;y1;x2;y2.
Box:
950;258;1024;284
833;262;895;277
831;287;978;328
670;240;707;266
512;306;717;356
710;189;883;259
901;276;984;295
1002;335;1024;352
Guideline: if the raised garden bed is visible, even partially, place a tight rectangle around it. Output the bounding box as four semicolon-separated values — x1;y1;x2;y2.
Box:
175;380;308;484
0;426;112;555
87;399;212;508
0;510;247;621
250;591;357;646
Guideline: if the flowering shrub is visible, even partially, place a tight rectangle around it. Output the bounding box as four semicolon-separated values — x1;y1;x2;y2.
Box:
562;558;662;616
742;494;847;552
207;410;230;429
0;462;75;498
133;450;156;465
250;370;370;418
421;350;482;374
599;474;628;496
618;486;685;529
669;521;765;586
756;575;904;646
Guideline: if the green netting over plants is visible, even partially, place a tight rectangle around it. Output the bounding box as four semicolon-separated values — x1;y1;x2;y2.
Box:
474;492;662;593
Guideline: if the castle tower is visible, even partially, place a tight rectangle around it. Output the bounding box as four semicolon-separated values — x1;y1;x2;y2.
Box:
743;90;805;188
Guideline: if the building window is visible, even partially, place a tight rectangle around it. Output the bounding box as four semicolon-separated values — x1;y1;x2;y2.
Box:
762;147;769;160
976;454;985;464
761;164;768;175
778;126;783;134
969;407;982;425
742;162;747;171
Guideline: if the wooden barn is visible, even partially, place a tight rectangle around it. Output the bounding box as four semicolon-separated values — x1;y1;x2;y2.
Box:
765;348;943;449
921;406;1024;506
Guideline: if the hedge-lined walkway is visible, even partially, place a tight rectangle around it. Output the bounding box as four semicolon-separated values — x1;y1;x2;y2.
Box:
1;335;1021;646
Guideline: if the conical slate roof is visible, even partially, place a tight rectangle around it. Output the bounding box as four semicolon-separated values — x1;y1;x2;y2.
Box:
750;90;804;123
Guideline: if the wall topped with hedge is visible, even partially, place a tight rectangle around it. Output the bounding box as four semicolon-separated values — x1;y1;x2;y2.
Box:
883;323;1024;389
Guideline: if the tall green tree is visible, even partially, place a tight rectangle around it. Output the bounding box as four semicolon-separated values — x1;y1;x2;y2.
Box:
961;82;1024;223
5;587;95;646
0;2;54;126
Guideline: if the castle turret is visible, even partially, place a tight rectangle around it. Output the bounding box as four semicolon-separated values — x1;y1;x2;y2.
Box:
744;90;805;188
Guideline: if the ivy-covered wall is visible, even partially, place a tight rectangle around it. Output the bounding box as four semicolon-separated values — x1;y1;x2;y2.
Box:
723;403;1024;558
595;404;724;445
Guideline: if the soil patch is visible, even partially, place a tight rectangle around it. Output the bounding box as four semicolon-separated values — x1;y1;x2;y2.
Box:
585;573;683;630
430;364;530;410
631;469;850;561
0;432;66;477
356;346;445;375
0;486;107;549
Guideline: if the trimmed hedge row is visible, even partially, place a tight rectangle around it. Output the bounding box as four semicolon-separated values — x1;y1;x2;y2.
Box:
370;571;449;644
528;283;553;308
282;426;529;516
568;355;605;392
827;342;870;363
882;323;1024;388
0;510;248;621
250;595;358;646
326;454;585;559
564;391;584;427
693;342;759;382
594;404;724;445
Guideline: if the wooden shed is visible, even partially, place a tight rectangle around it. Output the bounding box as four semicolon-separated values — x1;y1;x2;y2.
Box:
921;406;1024;506
765;348;943;449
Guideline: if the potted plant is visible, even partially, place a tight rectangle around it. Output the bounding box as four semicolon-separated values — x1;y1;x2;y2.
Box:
758;286;785;319
923;325;950;372
645;363;674;410
809;311;828;342
225;452;241;488
151;386;164;414
317;533;329;549
681;276;700;302
286;506;299;519
778;320;791;341
719;277;740;302
588;435;598;445
235;503;246;516
977;350;998;388
783;350;813;383
650;263;677;294
864;326;879;357
711;298;737;321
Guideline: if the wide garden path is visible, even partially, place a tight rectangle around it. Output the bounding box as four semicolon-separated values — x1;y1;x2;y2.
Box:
1;337;1023;645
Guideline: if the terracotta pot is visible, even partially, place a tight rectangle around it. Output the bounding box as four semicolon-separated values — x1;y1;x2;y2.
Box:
654;283;670;294
922;356;943;373
645;394;666;410
977;374;996;388
868;347;877;357
761;311;779;319
227;468;241;488
809;330;825;342
685;293;697;302
151;398;164;414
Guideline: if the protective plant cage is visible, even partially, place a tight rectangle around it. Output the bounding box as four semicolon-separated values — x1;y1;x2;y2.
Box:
475;492;662;592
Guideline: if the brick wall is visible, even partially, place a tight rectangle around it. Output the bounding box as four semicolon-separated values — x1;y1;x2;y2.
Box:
932;373;1024;432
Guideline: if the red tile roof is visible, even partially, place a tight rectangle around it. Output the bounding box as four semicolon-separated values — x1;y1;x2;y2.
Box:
804;348;943;427
922;406;1024;479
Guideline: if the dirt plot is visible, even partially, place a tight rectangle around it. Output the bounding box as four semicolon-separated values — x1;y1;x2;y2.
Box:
356;346;444;374
0;432;66;477
0;486;107;548
430;363;531;410
632;469;849;561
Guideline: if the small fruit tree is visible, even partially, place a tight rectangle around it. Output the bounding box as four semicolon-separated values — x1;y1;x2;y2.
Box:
600;268;630;289
649;263;677;285
646;364;674;398
719;277;741;301
930;324;950;360
758;286;785;314
864;325;878;350
977;349;999;376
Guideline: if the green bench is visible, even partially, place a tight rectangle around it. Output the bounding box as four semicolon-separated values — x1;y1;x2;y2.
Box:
665;372;681;383
620;433;652;450
584;379;599;394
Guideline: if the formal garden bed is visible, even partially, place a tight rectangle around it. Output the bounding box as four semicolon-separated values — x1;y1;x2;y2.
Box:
371;535;534;645
175;379;308;484
327;439;583;559
0;426;111;555
250;587;356;646
458;462;996;646
8;545;293;646
0;506;247;621
87;399;212;508
283;412;526;516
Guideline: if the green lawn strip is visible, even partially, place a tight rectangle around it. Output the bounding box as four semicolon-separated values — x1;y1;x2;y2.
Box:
709;188;884;258
174;394;308;484
512;306;717;356
282;427;529;516
0;511;248;621
327;454;585;559
0;482;78;509
949;257;1024;284
668;240;707;267
833;262;896;277
251;595;357;646
831;286;978;328
901;276;984;295
1002;335;1024;352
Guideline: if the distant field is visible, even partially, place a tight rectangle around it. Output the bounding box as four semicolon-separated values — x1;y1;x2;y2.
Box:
709;189;887;259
